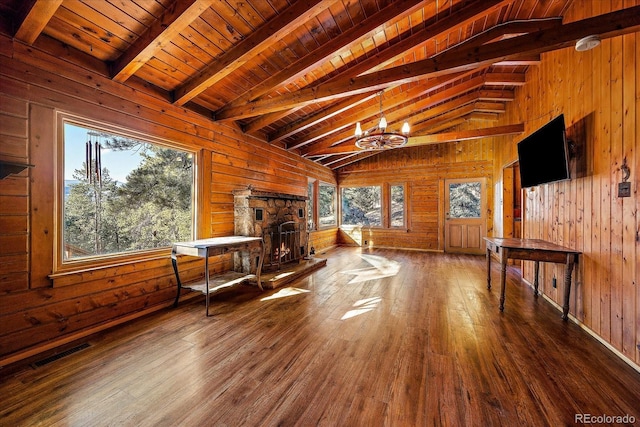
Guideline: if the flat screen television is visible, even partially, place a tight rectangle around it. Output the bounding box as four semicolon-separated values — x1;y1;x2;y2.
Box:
517;114;570;188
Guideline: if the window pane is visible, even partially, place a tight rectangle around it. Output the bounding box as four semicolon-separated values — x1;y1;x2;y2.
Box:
318;182;336;227
448;182;481;218
390;185;405;227
307;181;314;230
341;186;381;226
63;122;194;260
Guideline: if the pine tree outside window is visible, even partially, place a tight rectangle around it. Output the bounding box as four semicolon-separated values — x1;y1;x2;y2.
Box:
390;184;405;227
341;186;382;226
60;118;195;264
307;179;316;231
318;182;336;228
448;182;482;218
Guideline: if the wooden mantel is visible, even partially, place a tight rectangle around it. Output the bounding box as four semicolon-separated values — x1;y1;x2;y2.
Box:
233;188;308;201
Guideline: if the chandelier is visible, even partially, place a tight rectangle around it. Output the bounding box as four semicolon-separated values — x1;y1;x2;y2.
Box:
355;91;410;150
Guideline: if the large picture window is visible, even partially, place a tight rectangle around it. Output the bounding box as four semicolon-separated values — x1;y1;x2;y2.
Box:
341;186;382;226
318;182;337;227
61;119;194;262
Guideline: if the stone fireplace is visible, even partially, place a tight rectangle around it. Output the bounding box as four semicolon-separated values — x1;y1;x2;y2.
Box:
233;188;308;272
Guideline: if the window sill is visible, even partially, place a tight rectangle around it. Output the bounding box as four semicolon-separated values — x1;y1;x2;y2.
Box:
317;225;338;230
49;249;172;287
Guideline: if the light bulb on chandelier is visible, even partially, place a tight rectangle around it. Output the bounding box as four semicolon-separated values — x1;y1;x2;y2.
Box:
355;91;410;150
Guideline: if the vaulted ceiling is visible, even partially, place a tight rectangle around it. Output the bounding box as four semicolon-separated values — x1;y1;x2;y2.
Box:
1;0;639;169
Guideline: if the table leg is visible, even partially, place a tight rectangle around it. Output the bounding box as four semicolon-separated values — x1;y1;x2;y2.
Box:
534;261;540;297
486;247;492;290
499;248;507;312
171;247;183;308
562;254;576;321
255;241;264;291
205;256;210;317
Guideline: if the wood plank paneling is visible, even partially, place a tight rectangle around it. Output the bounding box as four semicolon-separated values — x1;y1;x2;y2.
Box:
0;93;29;294
634;24;640;365
29;104;55;289
0;33;338;363
621;0;637;360
492;0;639;366
338;140;494;251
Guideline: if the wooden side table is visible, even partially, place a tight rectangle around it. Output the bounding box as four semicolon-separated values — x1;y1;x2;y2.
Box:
171;236;264;316
484;237;581;320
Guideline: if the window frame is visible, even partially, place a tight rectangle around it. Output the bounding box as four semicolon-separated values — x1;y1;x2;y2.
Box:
317;181;337;229
339;185;383;228
388;183;407;229
307;178;317;231
54;112;199;274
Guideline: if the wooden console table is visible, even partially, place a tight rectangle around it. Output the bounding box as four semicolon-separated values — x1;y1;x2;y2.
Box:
484;237;581;320
171;236;264;316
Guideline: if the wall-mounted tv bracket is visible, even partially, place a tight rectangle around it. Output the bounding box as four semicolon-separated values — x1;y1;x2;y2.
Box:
567;138;577;157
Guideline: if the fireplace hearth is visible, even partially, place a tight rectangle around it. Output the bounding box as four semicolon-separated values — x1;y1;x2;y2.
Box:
233;188;309;272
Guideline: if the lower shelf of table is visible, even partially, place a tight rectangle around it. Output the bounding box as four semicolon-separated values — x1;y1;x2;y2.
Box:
182;271;258;294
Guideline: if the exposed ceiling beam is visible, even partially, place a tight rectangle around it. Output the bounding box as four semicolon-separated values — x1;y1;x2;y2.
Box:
472;101;506;113
280;68;519;148
219;6;640;121
494;55;541;66
13;0;61;45
395;93;483;135
240;1;519;138
293;71;474;152
315;124;525;156
216;0;426;113
419;117;469;134
215;0;511;121
439;17;563;56
243;106;308;135
409;104;478;135
268;92;379;145
408;123;525;144
312;17;548;149
173;0;338;106
299;74;513;156
406;91;511;132
484;73;526;85
467;112;500;121
322;151;379;169
111;0;213;83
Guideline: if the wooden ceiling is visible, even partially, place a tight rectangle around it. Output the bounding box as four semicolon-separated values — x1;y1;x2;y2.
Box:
2;0;639;169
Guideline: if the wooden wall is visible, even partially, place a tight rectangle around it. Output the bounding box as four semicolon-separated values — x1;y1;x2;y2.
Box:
337;130;495;251
0;34;337;365
492;0;639;366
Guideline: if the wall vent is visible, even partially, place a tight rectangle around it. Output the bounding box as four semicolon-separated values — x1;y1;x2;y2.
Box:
31;343;91;368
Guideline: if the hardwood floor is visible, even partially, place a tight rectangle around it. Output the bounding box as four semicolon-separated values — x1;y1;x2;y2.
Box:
2;247;639;426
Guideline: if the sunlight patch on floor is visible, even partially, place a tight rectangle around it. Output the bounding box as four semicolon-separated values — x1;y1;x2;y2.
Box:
268;271;296;281
260;287;311;301
340;254;400;284
341;296;382;320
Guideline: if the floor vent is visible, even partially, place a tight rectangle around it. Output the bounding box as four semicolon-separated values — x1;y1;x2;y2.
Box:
31;343;91;368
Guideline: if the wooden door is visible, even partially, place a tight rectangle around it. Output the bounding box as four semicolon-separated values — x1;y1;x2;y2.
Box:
444;178;486;254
